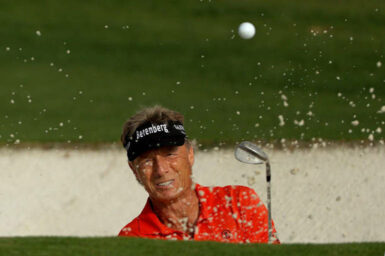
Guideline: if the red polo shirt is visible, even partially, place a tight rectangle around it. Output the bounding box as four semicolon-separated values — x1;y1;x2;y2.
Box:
118;184;280;244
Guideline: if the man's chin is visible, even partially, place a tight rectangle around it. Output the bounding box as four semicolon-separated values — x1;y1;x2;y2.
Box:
152;188;184;202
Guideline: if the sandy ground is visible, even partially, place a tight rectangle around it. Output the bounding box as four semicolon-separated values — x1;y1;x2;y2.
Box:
0;145;384;243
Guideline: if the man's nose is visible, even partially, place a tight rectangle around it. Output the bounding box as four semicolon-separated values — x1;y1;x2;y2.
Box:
153;155;169;176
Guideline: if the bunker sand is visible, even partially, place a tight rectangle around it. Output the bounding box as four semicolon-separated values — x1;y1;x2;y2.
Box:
0;146;384;243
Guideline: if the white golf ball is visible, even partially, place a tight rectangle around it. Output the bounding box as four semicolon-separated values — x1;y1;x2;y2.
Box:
238;22;255;39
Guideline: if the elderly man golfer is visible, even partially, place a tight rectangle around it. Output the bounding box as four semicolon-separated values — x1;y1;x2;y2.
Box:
118;106;279;243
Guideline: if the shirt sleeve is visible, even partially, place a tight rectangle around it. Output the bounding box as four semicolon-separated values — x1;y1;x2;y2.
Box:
118;219;141;237
237;186;280;244
118;226;137;237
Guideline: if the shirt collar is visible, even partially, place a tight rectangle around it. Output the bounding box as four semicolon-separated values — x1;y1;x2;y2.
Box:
138;184;210;236
195;183;211;220
138;198;179;236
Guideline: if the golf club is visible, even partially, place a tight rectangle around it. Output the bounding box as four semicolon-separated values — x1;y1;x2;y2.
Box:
234;141;273;244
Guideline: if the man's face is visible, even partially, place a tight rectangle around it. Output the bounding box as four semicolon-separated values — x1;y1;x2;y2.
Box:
129;144;194;202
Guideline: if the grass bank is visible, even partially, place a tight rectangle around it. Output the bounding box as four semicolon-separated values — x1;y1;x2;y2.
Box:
0;237;384;256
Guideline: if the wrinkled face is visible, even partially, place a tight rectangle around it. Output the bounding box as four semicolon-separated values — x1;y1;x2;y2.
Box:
129;144;194;202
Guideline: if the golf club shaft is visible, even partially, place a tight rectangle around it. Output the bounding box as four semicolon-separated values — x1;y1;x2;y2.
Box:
266;161;272;244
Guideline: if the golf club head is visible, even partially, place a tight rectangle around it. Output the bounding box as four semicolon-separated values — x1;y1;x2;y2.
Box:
234;141;268;164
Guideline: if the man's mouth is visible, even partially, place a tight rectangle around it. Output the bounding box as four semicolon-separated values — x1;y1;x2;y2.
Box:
156;180;174;187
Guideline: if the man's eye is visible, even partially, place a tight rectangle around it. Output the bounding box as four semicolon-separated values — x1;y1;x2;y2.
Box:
140;159;152;166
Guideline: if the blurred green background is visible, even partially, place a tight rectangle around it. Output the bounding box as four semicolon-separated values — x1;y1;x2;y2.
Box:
1;0;384;146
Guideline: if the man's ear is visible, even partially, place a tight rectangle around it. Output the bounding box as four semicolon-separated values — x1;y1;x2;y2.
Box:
188;145;194;166
128;161;135;171
129;161;142;185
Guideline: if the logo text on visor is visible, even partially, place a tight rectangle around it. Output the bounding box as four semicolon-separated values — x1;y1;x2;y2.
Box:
136;124;169;140
124;121;187;161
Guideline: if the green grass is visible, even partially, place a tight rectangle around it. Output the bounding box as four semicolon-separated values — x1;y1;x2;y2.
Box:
1;0;384;146
0;237;383;256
